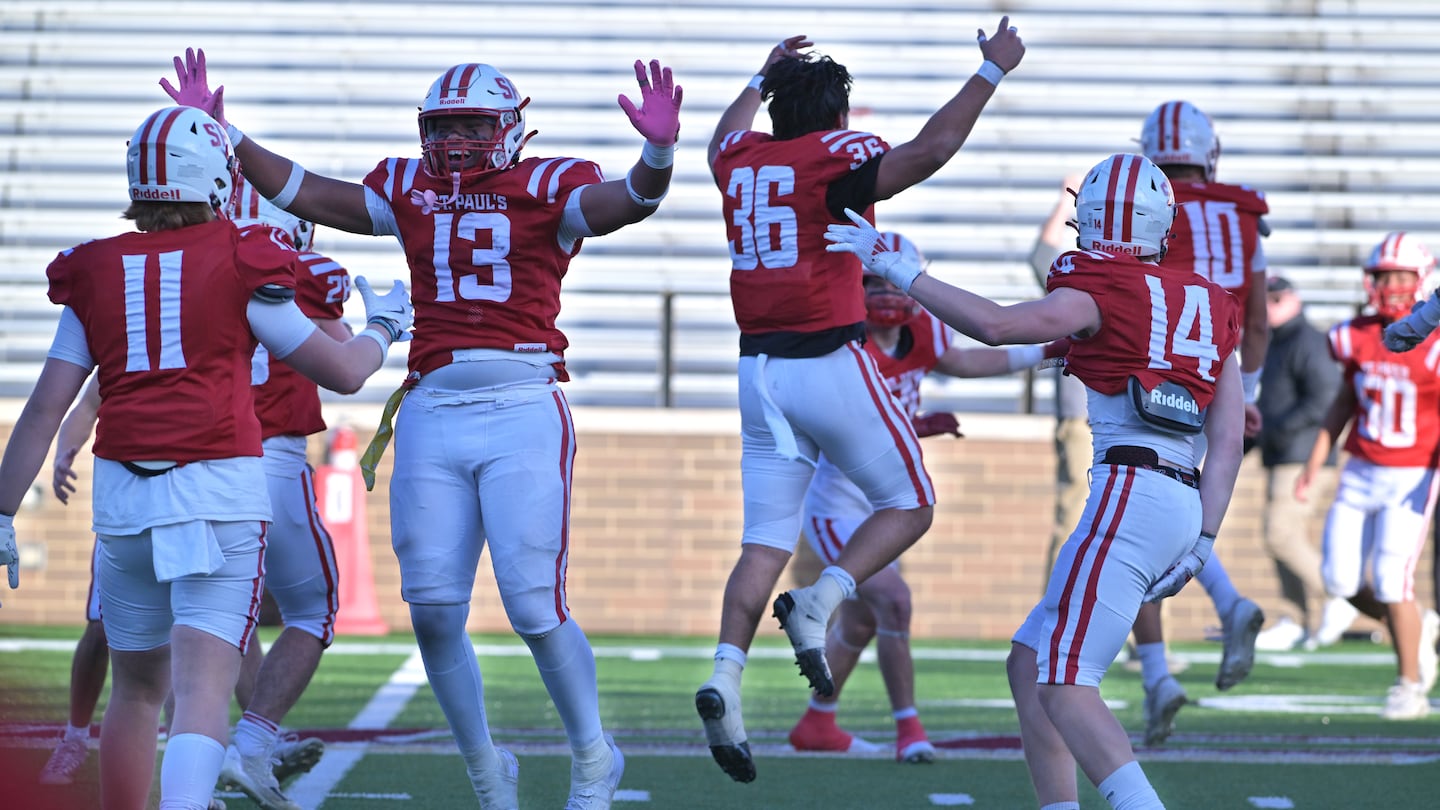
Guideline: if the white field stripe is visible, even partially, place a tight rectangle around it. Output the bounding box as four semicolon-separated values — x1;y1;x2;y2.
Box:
287;649;428;808
1247;798;1295;809
928;794;976;806
614;788;651;802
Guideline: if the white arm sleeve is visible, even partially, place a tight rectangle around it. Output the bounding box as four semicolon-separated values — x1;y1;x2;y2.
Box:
47;306;94;368
248;297;319;360
365;186;400;237
557;186;596;248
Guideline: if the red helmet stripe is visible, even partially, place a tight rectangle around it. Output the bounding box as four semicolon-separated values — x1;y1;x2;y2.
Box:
1166;101;1183;151
1119;154;1141;243
440;65;477;99
1379;232;1404;266
138;108;185;187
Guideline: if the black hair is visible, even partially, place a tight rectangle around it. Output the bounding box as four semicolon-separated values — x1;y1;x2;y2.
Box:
762;55;852;140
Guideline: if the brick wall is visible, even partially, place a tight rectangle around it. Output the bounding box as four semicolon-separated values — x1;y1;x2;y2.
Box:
2;406;1420;643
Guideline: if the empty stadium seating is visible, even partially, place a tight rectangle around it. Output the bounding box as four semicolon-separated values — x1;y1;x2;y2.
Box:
4;1;1439;410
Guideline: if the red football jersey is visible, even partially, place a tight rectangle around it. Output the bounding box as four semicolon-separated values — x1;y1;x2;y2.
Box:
712;129;888;334
1165;181;1269;308
253;245;350;439
46;220;296;462
867;311;952;418
1047;250;1241;408
1329;316;1440;468
364;155;606;380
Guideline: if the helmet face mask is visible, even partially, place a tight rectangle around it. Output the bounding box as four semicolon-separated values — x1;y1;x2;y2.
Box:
419;63;529;180
230;175;312;249
1140;100;1220;181
127;106;237;215
1074;153;1175;260
1364;231;1435;321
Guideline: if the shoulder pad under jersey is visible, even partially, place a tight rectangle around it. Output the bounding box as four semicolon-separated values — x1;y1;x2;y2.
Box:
252;283;296;304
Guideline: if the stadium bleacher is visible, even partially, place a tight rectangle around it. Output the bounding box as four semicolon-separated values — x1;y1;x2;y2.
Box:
5;0;1440;410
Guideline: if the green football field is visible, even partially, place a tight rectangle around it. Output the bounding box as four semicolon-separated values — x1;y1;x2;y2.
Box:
2;626;1435;809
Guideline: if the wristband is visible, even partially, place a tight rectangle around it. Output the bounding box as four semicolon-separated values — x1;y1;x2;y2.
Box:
746;74;765;92
225;124;245;148
975;60;1005;87
1199;532;1217;541
1240;368;1262;404
641;141;674;170
366;316;404;345
356;328;390;359
624;169;667;207
1005;344;1045;373
269;161;307;209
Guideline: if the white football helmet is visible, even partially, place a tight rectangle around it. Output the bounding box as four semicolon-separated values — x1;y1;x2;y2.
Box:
1364;231;1435;321
863;232;923;327
231;175;311;249
1074;153;1175;259
127;106;236;214
418;63;530;180
1139;100;1220;181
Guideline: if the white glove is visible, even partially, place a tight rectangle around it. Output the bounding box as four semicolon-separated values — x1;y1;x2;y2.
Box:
355;276;413;344
1383;295;1440;352
0;513;18;606
1143;532;1215;603
823;208;923;292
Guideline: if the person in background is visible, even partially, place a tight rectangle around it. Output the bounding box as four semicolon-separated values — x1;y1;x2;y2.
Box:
163;45;681;809
827;151;1246;810
787;237;1064;764
1130;99;1269;747
1300;231;1440;721
1251;276;1350;651
0;104;408;810
696;21;1024;784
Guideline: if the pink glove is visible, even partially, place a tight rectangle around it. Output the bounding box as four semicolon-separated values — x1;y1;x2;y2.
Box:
618;59;682;146
912;412;962;438
159;47;226;126
1042;338;1071;360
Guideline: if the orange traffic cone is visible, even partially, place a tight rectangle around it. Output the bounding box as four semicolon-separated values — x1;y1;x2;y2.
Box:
316;425;388;635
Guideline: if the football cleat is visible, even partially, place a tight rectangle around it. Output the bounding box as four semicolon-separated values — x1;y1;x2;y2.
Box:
1142;675;1188;746
218;744;301;810
271;733;324;783
1419;610;1439;694
695;679;755;782
1382;679;1431;721
469;748;519;810
773;588;835;697
38;736;89;785
1216;598;1264;691
564;734;624;810
787;711;881;754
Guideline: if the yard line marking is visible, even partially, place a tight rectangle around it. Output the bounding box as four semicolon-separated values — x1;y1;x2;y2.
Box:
615;788;651;802
1247;798;1295;809
928;794;976;806
288;649;427;807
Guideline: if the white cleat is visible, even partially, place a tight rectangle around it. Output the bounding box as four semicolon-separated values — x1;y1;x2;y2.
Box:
773;587;835;696
564;734;624;810
695;678;755;783
469;748;519;810
1142;674;1188;746
1382;678;1431;721
1216;598;1264;691
271;733;324;783
38;736;89;785
219;744;301;810
1254;617;1307;652
1312;597;1360;648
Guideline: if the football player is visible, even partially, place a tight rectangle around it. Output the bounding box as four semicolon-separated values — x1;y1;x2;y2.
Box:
789;238;1065;763
161;48;681;809
1298;232;1440;720
696;21;1025;783
1129;99;1271;745
0;105;407;810
827;152;1246;810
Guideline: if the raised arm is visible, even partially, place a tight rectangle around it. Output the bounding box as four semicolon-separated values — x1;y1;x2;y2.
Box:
578;59;683;235
873;17;1025;200
161;47;372;233
707;36;813;168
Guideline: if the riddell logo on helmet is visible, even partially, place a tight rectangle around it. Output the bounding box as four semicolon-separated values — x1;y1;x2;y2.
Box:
132;188;182;201
438;97;468;105
1086;239;1143;257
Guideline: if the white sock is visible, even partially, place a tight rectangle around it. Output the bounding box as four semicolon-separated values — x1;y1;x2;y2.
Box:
64;723;89;742
819;566;857;598
892;706;918;721
1041;803;1081;810
522;619;604;751
714;643;747;668
409;602;497;773
1137;642;1170;690
1196;556;1240;621
1098;760;1164;809
808;697;838;713
159;732;225;810
232;712;279;760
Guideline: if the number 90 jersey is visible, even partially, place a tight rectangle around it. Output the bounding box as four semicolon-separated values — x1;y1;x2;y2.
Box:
713;129;887;335
1329;315;1440;468
1047;250;1241;410
364;155;607;380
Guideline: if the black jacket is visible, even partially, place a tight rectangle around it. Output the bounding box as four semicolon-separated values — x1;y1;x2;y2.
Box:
1257;313;1342;467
